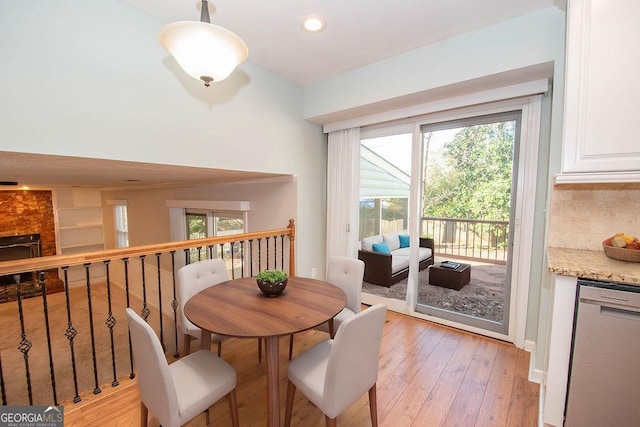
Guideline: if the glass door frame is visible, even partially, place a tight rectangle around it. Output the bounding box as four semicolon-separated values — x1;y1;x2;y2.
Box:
360;95;542;345
413;110;522;336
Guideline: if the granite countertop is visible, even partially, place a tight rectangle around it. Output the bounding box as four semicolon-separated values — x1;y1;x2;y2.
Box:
548;247;640;285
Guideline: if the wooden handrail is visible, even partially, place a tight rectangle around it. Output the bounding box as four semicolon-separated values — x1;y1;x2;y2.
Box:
0;220;296;276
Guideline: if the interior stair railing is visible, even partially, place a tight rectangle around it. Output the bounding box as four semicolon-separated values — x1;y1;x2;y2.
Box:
0;220;295;407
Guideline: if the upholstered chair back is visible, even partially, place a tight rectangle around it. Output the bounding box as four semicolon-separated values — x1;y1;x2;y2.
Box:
326;256;365;314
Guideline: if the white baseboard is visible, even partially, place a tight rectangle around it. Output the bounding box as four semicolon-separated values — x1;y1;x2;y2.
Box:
524;339;545;384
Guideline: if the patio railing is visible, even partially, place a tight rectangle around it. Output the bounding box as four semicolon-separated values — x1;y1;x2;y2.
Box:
0;220;295;407
421;216;509;264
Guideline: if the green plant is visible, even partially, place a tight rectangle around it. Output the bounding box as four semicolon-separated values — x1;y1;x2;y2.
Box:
256;269;288;284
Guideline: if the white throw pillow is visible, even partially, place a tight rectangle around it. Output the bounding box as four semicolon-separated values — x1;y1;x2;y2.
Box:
382;233;400;251
361;235;383;252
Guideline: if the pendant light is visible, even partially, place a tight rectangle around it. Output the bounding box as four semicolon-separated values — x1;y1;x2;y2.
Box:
158;0;248;87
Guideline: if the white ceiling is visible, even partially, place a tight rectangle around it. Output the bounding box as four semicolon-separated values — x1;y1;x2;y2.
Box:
2;0;559;190
120;0;557;85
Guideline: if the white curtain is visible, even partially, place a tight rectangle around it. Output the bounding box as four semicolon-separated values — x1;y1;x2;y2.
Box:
326;128;360;262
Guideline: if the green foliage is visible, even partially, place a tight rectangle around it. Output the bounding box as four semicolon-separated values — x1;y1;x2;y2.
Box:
382;198;408;220
256;269;288;283
187;214;206;239
423;121;514;221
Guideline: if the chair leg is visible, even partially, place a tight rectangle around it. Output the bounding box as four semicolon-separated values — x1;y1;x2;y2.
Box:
140;402;148;427
217;341;222;357
258;338;262;363
288;334;294;360
183;333;191;356
205;408;210;425
325;415;337;427
284;380;296;427
368;384;378;427
228;388;240;427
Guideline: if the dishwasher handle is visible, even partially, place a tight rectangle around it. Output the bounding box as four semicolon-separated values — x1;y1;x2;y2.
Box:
600;305;640;321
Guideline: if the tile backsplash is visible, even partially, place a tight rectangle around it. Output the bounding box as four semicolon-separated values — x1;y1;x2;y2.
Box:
548;183;640;250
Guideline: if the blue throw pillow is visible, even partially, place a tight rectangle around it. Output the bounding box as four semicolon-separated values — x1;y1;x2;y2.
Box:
371;241;391;254
399;234;410;248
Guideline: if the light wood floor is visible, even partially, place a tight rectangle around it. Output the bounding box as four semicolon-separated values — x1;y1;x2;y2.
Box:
64;309;538;426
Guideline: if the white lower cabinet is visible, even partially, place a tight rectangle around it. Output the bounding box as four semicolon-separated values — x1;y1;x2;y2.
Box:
543;275;577;426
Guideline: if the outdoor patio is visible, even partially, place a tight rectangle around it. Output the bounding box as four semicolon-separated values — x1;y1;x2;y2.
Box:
362;257;507;322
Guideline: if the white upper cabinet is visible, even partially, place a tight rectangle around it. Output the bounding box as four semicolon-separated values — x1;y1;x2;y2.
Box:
558;0;640;183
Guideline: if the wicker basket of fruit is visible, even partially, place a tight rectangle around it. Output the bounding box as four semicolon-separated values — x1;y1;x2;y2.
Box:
602;233;640;262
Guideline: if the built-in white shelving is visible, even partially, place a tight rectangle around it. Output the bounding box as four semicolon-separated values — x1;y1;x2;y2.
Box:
53;188;105;284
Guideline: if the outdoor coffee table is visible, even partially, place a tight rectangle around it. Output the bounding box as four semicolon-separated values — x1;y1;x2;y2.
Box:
429;262;471;290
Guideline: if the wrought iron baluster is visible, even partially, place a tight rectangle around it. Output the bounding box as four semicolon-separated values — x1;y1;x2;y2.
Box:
16;277;33;405
170;251;179;359
140;255;150;321
84;264;101;395
40;271;58;405
248;239;254;276
280;235;284;272
0;350;6;405
183;249;190;266
123;258;135;379
155;253;165;351
62;267;81;402
257;238;262;271
103;261;119;387
230;241;236;279
266;236;271;269
240;241;245;278
273;236;278;270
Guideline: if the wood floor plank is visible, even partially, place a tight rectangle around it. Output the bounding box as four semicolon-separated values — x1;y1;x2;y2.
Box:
442;338;499;426
376;322;448;418
63;310;538;427
475;342;519;426
410;332;482;426
380;329;462;426
505;348;539;426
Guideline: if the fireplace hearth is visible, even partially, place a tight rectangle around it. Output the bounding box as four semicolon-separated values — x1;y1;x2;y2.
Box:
0;234;63;303
0;234;41;285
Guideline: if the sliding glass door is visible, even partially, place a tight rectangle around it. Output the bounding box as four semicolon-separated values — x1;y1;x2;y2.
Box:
415;112;520;335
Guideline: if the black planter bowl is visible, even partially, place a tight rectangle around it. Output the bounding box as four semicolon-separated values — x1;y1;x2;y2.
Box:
256;278;288;297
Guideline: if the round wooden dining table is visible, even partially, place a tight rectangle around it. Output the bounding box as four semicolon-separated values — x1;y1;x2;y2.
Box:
184;276;347;427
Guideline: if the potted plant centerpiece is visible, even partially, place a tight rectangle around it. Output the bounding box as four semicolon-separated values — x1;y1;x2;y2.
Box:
255;269;288;297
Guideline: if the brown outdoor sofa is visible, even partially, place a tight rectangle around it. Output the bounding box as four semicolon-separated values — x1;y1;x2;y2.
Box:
358;232;434;287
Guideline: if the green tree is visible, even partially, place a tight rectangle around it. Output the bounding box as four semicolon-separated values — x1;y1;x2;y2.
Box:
423;121;514;221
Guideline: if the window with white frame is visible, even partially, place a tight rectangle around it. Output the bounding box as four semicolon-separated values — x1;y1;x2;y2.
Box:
113;203;129;248
167;200;250;274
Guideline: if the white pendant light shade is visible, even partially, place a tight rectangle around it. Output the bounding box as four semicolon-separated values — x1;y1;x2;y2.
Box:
158;3;248;86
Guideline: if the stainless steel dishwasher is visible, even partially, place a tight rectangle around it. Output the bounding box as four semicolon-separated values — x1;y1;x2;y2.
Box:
565;278;640;426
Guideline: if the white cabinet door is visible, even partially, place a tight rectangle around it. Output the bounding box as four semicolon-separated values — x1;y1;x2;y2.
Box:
562;0;640;176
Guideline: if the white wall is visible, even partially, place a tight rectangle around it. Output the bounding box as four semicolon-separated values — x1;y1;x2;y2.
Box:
0;0;327;278
101;178;297;248
304;7;565;122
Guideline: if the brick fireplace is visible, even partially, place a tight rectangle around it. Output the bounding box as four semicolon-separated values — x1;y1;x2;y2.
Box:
0;190;64;302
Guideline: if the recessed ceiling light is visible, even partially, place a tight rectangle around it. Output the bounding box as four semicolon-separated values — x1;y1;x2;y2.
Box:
301;15;326;33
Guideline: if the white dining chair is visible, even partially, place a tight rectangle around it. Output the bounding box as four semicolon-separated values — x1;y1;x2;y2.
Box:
177;258;229;356
178;258;265;362
126;308;239;427
288;256;365;360
284;304;387;427
317;256;365;337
